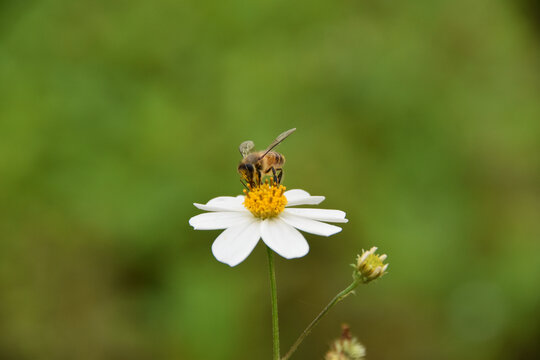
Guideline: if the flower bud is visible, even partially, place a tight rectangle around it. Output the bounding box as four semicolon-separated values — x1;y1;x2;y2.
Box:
355;247;388;283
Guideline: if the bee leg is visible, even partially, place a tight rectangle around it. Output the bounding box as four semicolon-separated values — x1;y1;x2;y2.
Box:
277;168;283;184
257;168;263;185
271;167;278;184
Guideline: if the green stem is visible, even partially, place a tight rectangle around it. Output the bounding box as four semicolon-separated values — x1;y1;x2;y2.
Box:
267;247;280;360
281;277;361;360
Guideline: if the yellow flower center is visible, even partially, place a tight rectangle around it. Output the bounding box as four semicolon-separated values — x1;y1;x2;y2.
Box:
243;183;287;219
363;254;384;270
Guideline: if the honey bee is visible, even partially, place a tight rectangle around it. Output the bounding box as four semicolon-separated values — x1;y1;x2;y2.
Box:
238;128;296;187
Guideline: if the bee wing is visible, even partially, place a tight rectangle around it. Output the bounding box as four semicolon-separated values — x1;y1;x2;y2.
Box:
239;140;255;158
259;128;296;159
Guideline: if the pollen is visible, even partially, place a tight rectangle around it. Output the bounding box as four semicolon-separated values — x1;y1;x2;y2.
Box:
243;182;287;219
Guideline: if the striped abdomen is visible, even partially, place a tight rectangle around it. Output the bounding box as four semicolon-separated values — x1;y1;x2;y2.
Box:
260;151;285;173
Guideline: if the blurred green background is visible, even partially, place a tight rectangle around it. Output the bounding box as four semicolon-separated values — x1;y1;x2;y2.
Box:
1;0;540;359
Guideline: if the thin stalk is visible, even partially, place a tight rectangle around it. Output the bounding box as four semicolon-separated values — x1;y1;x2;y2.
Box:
281;278;361;360
267;247;280;360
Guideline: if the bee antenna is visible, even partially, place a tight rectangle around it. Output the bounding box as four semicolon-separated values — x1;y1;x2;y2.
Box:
240;179;249;190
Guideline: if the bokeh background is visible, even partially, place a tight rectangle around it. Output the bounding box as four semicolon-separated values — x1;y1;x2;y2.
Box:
1;0;540;359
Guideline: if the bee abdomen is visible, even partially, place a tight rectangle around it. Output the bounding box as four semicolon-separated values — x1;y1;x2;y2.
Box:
267;151;285;166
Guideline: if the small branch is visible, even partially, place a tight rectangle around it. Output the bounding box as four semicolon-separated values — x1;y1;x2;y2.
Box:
281;278;360;360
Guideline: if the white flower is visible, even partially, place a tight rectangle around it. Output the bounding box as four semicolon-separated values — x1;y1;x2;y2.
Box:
189;184;348;266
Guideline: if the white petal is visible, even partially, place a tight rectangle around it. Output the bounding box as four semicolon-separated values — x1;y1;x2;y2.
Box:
283;208;348;223
279;213;342;236
284;189;325;207
284;189;310;201
261;218;309;259
194;195;247;212
211;220;261;266
189;212;253;230
358;251;369;264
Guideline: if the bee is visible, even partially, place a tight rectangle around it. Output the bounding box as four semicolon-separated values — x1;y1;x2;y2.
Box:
238;128;296;188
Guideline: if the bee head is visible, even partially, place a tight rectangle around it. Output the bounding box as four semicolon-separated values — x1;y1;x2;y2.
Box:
238;162;260;186
238;163;253;181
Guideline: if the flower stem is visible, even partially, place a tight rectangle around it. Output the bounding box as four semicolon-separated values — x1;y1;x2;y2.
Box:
267;246;280;360
281;277;361;360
